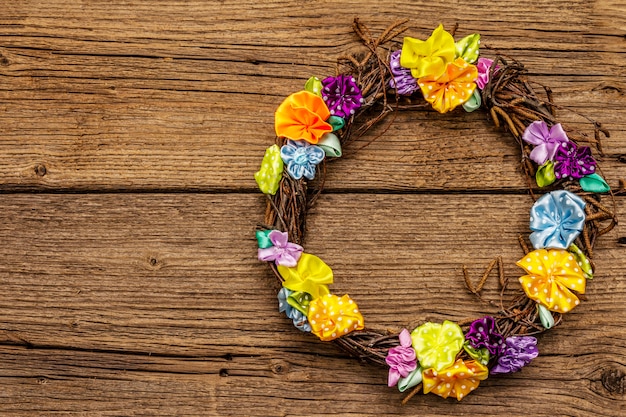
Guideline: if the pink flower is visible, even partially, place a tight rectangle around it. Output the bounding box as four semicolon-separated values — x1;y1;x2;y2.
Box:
385;329;417;387
476;58;496;90
257;231;303;267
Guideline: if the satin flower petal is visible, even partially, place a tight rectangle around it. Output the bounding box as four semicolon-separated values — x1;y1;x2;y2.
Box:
400;24;456;79
254;144;284;195
386;329;418;387
517;249;587;312
417;58;478;113
278;253;333;299
522;121;570;165
529;190;586;250
307;294;364;341
257;230;303;267
275;91;332;144
411;320;464;372
422;359;488;401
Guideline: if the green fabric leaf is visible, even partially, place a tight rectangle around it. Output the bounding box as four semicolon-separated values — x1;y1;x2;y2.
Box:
579;173;610;193
463;342;490;366
317;132;342;157
304;76;323;96
569;243;593;279
286;290;312;315
455;33;480;64
255;230;273;249
327;115;345;131
462;89;481;112
398;367;423;393
536;161;556;187
537;304;555;329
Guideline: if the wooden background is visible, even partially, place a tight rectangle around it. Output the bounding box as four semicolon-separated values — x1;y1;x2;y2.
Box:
1;1;625;415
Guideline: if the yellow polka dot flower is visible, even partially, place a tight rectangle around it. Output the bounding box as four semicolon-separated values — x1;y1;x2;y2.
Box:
417;58;478;113
517;248;587;313
400;24;456;79
422;359;488;401
254;144;283;195
278;253;333;299
411;320;464;372
308;294;364;341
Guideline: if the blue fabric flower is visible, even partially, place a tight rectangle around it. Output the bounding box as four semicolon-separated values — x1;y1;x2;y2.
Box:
277;288;311;332
529;190;586;250
280;140;325;180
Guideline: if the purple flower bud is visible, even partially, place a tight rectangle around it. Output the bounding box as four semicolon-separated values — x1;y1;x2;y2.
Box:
491;336;539;374
465;316;505;355
321;75;363;118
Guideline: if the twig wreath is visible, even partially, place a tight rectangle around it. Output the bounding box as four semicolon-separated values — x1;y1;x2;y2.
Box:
254;19;620;403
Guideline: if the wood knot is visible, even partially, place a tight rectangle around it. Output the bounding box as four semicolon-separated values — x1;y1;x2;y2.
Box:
219;368;229;377
617;237;626;245
0;56;9;66
270;360;289;375
601;368;625;395
34;164;47;177
146;255;163;270
618;155;626;164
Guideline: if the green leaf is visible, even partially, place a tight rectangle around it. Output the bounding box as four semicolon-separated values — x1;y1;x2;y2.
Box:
462;89;481;112
304;76;323;96
255;230;273;249
536;161;556;187
398;367;423;393
537;304;555;329
463;342;490;366
579;173;610;193
327;115;345;132
317;133;342;157
455;33;480;64
568;243;593;279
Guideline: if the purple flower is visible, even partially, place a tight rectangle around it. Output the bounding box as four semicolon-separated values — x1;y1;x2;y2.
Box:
385;329;417;387
476;58;497;90
491;336;539;374
554;141;597;180
522;121;570;165
389;50;418;96
321;75;363;118
257;230;303;267
465;316;505;355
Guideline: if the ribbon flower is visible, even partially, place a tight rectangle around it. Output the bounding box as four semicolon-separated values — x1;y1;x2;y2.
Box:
529;190;586;250
278;288;311;332
491;336;538;374
517;249;587;312
554;141;597;180
422;359;488;401
321;75;363;118
280;140;325;180
278;253;333;299
418;58;478;113
411;320;464;372
275;91;332;144
307;294;364;341
257;230;303;267
465;316;505;355
389;50;419;96
385;329;418;387
476;57;496;90
522;121;570;165
400;24;456;79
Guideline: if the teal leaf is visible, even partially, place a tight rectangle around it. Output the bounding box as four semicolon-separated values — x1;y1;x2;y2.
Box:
398;367;423;393
256;230;273;249
317;132;342;157
537;304;555;329
462;89;481;112
579;173;610;193
327;115;345;131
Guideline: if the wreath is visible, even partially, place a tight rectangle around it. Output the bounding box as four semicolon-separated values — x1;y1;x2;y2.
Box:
253;19;618;403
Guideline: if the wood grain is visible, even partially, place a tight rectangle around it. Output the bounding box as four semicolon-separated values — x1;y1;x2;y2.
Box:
0;0;625;415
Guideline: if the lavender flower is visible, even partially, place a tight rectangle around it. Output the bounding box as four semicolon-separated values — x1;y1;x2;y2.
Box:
553;141;597;180
465;316;505;355
385;329;418;387
389;50;419;96
257;230;303;267
491;336;539;374
321;75;363;118
522;121;570;165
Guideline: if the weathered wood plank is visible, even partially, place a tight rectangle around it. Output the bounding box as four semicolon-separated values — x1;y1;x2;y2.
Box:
0;0;624;191
0;194;624;415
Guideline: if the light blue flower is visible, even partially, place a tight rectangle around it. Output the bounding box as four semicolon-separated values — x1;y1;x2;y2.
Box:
529;190;586;250
277;288;311;332
280;140;325;180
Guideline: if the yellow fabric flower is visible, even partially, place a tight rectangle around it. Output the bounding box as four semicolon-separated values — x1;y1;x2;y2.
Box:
417;58;478;113
422;359;488;401
308;294;364;341
254;144;283;195
400;24;456;79
278;253;333;299
517;249;586;313
411;320;464;372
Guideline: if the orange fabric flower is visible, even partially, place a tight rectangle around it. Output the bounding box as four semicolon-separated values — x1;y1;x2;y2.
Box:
422;359;488;401
307;294;364;341
275;91;332;144
517;248;586;313
417;58;478;113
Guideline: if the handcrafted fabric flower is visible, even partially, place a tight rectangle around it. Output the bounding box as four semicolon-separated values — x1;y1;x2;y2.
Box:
280;140;325;180
321;75;363;118
389;50;419;96
385;329;418;387
411;320;464;371
307;293;364;341
422;359;488;401
491;336;538;374
278;253;333;299
455;33;480;64
529;190;586;250
517;248;587;312
417;58;478;113
254;144;284;195
257;230;304;267
401;24;456;79
275;91;332;144
476;57;496;90
554;141;597;180
278;288;311;332
465;316;505;355
522;121;570;165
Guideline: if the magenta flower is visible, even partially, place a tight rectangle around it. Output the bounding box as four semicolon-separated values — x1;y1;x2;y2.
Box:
491;336;539;374
553;141;597;180
257;230;303;267
522;121;570;165
465;316;505;355
476;57;496;90
385;329;418;387
321;75;363;118
389;50;419;96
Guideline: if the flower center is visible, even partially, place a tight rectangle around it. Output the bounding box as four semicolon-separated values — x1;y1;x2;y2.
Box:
293;148;308;165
